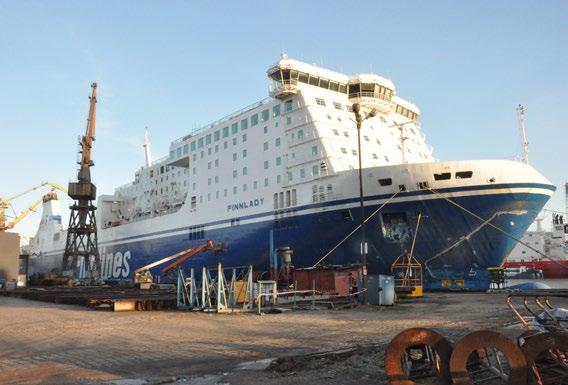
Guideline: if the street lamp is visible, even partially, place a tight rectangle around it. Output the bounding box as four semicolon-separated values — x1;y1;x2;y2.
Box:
352;102;377;302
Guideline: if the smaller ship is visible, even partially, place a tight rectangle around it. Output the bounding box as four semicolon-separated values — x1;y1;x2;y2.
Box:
504;211;568;279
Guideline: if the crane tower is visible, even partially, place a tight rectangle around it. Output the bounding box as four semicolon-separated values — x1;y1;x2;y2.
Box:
61;83;101;280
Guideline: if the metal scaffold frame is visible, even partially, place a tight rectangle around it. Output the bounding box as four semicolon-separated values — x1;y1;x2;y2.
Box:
177;263;254;313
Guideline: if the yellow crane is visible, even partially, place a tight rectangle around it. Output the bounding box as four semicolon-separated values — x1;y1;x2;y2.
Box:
0;182;68;231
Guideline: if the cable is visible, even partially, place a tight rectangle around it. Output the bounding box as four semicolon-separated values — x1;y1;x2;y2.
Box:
426;188;568;270
311;188;402;268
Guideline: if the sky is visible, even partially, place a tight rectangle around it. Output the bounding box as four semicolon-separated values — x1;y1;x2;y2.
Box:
0;1;566;237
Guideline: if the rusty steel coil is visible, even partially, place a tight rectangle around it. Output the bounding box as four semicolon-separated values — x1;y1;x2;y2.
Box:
521;332;568;384
449;330;528;385
385;327;453;385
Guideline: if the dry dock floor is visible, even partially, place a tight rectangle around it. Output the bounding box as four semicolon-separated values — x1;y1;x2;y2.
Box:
1;292;560;385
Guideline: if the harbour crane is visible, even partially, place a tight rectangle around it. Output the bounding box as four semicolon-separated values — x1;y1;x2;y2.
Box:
61;82;102;280
0;182;67;231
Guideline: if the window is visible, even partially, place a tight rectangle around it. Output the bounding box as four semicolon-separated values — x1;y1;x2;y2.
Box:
263;142;269;151
206;134;212;145
273;193;278;209
233;170;237;178
398;184;407;192
200;151;204;159
198;138;204;148
214;130;220;141
340;147;347;154
232;137;237;146
176;147;181;157
264;160;269;169
215;144;219;153
251;114;258;126
242;133;247;142
261;109;269;122
191;141;196;151
273;104;281;117
277;175;281;184
364;135;369;142
263;126;268;134
298;129;304;139
384;155;390;162
286;116;292;125
243;167;247;176
315;97;326;106
333;129;339;136
242;149;247;158
233;153;237;161
232;122;238;134
378;178;392;186
223;126;229;138
333;102;342;110
372;153;378;159
285;100;293;112
223;141;228;149
376;139;381;145
287;171;293;181
351;149;357;156
208;147;212;155
243;184;247;192
207;161;212;169
276;157;281;166
215;176;219;184
264;177;269;187
233;186;237;194
300;168;306;178
208;177;212;186
253;181;258;189
312;165;319;176
215;159;219;167
275;137;281;147
434;172;451;181
343;131;349;137
183;144;189;154
311;145;318;155
240;119;248;130
456;171;473;179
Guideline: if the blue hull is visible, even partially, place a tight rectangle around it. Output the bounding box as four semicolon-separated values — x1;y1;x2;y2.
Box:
31;186;552;290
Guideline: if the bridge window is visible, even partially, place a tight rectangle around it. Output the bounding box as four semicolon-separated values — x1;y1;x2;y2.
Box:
378;178;392;186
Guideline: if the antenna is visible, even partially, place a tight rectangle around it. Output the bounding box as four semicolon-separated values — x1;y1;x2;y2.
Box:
517;104;529;164
144;127;152;168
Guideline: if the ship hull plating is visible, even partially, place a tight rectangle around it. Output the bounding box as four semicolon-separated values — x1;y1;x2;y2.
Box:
30;183;553;290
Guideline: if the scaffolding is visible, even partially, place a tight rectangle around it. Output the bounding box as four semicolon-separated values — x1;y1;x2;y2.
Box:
177;263;254;312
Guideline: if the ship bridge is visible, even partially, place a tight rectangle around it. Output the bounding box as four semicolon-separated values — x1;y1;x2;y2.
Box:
267;53;349;100
347;74;395;115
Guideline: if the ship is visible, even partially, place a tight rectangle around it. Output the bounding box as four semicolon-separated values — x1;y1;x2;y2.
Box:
25;54;556;290
504;212;568;279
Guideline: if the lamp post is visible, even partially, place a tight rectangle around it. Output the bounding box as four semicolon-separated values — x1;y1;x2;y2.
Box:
352;103;377;302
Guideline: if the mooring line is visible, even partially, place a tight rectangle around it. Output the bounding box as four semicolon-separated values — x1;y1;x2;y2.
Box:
311;188;402;268
426;188;568;270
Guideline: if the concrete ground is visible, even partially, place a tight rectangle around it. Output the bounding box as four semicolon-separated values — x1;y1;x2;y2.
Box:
0;292;556;385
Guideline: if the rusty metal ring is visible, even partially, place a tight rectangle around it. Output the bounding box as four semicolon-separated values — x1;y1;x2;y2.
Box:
385;327;453;385
521;332;568;367
449;330;528;385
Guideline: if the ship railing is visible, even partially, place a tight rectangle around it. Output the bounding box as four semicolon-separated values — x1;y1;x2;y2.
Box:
170;97;273;145
348;91;391;101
